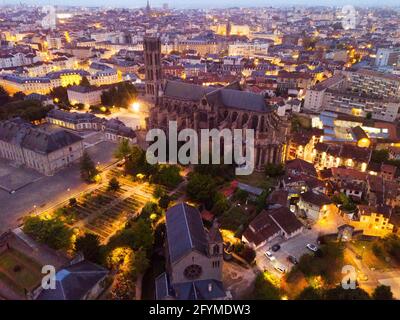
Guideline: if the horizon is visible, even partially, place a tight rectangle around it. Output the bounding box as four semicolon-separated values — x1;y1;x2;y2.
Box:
1;0;400;9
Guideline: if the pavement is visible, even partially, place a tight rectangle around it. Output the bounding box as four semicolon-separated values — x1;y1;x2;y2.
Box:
255;229;320;278
223;261;257;299
254;210;346;278
0;159;42;193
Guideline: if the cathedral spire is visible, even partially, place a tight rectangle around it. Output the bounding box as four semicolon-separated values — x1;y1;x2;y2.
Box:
146;0;151;15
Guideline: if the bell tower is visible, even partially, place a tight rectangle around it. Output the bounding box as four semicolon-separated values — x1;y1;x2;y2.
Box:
144;36;162;103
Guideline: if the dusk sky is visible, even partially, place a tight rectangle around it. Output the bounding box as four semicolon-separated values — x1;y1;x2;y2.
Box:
3;0;400;9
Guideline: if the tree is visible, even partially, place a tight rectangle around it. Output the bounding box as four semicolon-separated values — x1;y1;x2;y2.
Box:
13;91;26;101
332;192;356;212
372;285;393;300
324;286;370;300
383;234;400;263
69;198;77;207
153;185;165;199
296;287;322;300
124;145;156;176
232;189;249;202
80;76;91;87
296;242;344;284
264;163;284;177
153;165;182;188
186;173;217;209
80;151;98;182
194;162;234;182
0;85;10;105
108;218;154;252
371;149;389;164
252;273;282;300
23;216;73;250
129;248;150;279
101;82;138;108
130;218;154;251
114;139;132;161
108;177;120;192
75;233;102;263
158;194;171;210
140;201;162;217
0;100;53;121
50;86;69;105
212;193;230;216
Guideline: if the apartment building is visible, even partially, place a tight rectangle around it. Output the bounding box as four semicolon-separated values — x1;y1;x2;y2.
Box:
304;70;400;122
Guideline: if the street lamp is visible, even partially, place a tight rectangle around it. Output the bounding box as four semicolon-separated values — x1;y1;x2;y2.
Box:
131;102;140;112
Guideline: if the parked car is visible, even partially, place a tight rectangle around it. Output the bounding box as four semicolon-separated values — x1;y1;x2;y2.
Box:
306;243;318;252
287;255;298;265
271;244;281;252
274;264;287;274
264;251;276;261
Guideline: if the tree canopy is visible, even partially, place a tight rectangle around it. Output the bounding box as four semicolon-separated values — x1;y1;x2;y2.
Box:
0;99;53;121
75;233;102;263
23;216;73;250
80;151;99;182
101;82;138;108
186;172;217;209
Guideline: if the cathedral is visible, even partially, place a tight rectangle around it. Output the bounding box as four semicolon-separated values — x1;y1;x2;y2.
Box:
144;36;289;170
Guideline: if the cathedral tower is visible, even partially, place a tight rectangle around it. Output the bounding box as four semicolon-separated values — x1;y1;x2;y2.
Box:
144;36;162;102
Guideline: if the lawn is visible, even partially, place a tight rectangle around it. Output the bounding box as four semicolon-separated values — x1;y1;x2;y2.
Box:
0;249;43;295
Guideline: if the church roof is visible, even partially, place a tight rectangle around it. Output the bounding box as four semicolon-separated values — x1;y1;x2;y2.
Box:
163;80;215;101
165;203;208;264
163;80;272;113
37;260;108;300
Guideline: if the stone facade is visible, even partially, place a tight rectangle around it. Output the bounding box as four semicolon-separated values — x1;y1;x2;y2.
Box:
149;80;289;170
155;203;228;300
0;118;84;176
144;36;162;102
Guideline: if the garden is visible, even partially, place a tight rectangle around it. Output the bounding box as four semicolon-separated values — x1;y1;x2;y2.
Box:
0;248;43;297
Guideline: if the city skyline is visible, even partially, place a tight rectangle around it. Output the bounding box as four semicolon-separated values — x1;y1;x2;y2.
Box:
0;3;399;304
2;0;400;8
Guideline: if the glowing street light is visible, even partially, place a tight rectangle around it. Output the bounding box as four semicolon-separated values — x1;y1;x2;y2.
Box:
131;102;140;112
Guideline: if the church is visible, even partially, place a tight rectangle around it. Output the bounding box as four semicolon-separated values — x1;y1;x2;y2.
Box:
155;203;230;300
144;36;289;171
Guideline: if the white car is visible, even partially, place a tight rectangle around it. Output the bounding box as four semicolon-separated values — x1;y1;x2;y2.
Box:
264;251;276;261
306;243;318;252
274;264;287;274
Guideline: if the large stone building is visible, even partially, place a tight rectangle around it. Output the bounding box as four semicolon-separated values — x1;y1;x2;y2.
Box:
155;203;229;300
47;109;137;142
149;80;288;169
0;118;84;175
304;70;400;122
146;36;287;170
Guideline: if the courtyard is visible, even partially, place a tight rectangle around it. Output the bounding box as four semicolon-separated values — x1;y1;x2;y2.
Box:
0;141;118;234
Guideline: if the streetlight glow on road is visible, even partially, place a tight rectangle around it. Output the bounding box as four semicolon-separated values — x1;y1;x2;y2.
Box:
131;102;140;112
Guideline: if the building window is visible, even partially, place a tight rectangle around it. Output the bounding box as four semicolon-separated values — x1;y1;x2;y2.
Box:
183;264;202;280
